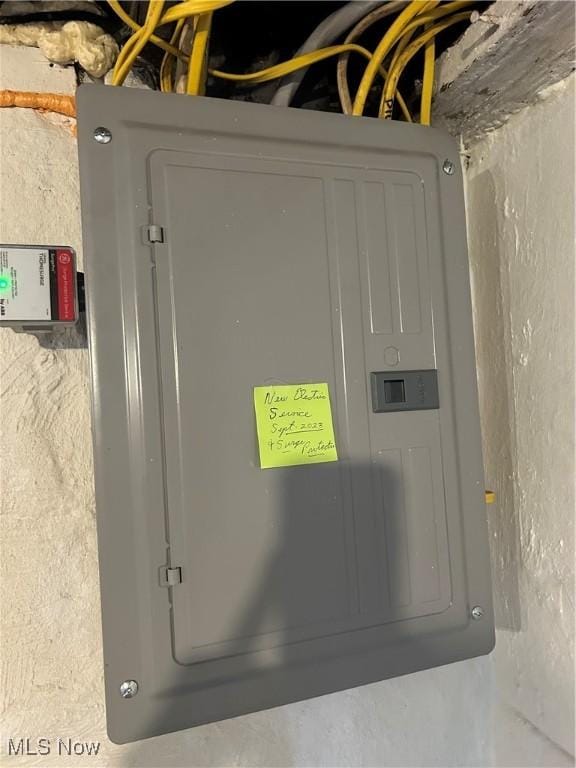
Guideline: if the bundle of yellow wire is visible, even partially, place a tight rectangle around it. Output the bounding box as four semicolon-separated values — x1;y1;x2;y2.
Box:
108;0;473;125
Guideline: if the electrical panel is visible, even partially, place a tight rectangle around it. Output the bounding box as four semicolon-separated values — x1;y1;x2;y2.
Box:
77;85;494;744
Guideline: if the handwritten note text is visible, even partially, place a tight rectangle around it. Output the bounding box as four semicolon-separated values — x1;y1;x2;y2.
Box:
253;383;338;469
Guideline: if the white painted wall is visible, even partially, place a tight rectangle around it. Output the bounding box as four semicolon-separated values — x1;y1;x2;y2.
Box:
466;75;575;765
0;45;573;767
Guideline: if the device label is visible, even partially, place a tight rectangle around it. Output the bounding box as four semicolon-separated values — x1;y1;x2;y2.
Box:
0;247;75;322
55;249;75;321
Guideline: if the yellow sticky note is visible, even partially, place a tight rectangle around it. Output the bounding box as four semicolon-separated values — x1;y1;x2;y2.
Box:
254;383;338;469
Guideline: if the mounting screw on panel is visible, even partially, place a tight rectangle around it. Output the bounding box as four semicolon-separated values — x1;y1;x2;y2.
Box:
442;159;455;175
471;605;484;620
119;680;139;698
93;127;112;144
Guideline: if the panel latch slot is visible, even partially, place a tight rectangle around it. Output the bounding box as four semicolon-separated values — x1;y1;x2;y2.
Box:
143;224;165;244
159;566;182;587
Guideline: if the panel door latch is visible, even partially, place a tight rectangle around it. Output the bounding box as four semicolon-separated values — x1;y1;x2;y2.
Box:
159;565;182;587
143;224;165;244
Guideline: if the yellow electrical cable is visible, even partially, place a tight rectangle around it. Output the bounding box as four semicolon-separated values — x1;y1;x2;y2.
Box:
337;1;469;120
422;1;473;21
388;0;471;61
107;0;144;33
420;28;435;125
380;11;471;119
357;1;469;120
112;1;156;77
112;0;165;86
107;0;181;58
112;0;164;85
386;83;411;122
381;11;471;118
384;26;416;95
187;12;213;95
108;0;471;123
110;0;230;88
108;3;407;109
211;43;392;84
337;2;408;118
106;0;231;60
210;44;412;120
352;0;438;116
113;27;141;75
160;17;185;92
159;0;232;25
380;0;471;121
391;2;471;36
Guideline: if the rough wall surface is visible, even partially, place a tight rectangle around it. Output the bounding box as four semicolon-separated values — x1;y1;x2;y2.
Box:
0;44;573;768
466;74;575;762
434;0;576;143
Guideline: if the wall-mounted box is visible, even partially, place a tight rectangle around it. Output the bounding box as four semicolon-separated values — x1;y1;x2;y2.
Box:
77;85;494;744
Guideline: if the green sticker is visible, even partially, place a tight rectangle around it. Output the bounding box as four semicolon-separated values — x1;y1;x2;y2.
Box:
254;383;338;469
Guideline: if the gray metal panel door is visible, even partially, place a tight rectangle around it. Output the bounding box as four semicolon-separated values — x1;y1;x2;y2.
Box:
77;85;494;744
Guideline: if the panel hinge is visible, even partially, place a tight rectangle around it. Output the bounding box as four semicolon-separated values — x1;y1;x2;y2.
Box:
143;224;165;244
159;565;182;587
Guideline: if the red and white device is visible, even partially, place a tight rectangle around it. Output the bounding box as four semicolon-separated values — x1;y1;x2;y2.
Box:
0;244;79;330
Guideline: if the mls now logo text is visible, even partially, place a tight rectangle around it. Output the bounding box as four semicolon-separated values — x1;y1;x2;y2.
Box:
6;737;101;757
